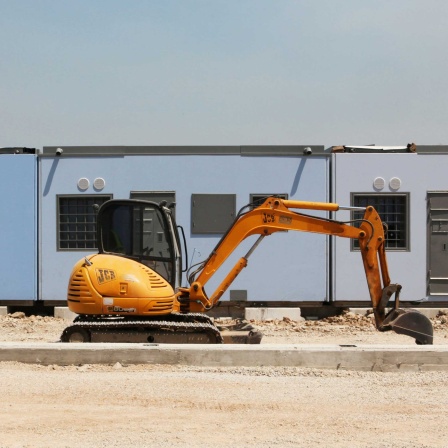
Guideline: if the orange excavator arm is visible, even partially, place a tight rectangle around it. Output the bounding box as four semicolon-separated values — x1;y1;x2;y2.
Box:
178;197;433;344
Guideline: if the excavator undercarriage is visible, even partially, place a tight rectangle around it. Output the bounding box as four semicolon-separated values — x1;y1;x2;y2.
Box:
60;314;263;344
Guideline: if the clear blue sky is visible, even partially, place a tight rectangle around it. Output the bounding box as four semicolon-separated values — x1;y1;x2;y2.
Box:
1;0;447;149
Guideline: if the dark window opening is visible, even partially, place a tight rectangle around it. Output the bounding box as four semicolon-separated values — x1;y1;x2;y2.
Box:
250;193;288;209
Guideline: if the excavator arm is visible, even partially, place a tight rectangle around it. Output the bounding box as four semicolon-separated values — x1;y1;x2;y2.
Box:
178;197;433;344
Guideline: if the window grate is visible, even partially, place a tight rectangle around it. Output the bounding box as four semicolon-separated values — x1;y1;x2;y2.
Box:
352;194;409;250
250;193;288;209
58;195;112;250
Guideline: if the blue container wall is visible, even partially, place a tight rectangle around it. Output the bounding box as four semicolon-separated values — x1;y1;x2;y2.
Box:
40;154;330;302
332;153;445;303
0;155;37;300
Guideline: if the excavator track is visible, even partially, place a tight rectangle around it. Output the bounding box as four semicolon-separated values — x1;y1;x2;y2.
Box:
60;313;224;344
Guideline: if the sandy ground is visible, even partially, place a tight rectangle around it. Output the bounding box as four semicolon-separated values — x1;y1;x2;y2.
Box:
1;311;448;448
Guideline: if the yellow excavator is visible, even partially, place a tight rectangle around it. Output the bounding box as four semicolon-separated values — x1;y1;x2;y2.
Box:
61;196;433;344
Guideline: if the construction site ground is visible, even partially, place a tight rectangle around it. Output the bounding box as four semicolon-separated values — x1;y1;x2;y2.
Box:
1;311;448;447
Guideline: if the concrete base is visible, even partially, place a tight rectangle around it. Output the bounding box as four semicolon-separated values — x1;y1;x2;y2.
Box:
53;307;304;322
245;307;303;321
2;306;447;321
0;342;447;371
53;307;77;321
3;305;447;323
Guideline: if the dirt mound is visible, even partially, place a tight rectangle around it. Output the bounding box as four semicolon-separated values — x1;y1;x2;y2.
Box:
0;312;66;342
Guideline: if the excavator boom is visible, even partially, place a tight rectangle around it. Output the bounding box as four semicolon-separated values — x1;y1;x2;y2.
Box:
180;197;433;344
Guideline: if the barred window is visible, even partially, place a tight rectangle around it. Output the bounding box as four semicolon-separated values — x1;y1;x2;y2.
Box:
58;195;112;250
352;194;409;250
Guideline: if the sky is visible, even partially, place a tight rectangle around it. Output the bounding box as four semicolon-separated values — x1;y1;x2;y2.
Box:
1;0;447;149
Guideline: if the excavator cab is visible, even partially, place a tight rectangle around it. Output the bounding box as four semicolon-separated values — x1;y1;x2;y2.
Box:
97;200;183;289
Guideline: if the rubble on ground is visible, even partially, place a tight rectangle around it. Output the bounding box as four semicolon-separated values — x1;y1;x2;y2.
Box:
0;309;446;343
